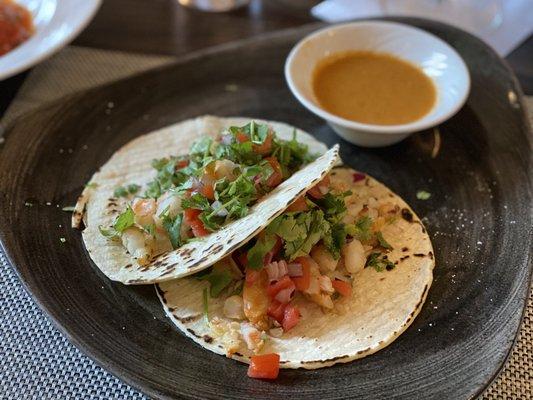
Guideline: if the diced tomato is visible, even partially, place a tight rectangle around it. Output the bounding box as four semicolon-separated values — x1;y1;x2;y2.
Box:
245;269;260;287
292;257;312;291
267;275;294;298
236;131;249;143
332;280;352;297
265;156;283;188
247;353;280;380
282;304;300;331
263;235;282;265
307;175;330;199
183;208;210;237
286;196;308;212
267;300;287;323
200;183;215;200
176;159;189;169
252;132;273;155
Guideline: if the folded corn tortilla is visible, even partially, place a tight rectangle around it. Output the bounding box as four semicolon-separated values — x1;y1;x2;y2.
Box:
157;167;434;368
74;115;335;284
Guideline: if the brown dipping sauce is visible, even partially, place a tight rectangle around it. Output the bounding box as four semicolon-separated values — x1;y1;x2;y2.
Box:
312;51;437;125
0;0;34;56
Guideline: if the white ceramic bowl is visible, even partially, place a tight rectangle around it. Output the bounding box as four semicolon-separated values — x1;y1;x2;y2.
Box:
285;21;471;147
0;0;101;81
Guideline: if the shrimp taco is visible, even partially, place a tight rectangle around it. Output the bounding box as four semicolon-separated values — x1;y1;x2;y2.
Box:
74;115;338;284
157;167;434;378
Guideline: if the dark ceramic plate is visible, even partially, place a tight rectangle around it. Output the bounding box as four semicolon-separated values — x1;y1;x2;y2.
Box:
0;18;531;400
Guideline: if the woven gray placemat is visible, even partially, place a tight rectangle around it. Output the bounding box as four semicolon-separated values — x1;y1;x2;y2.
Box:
0;46;531;399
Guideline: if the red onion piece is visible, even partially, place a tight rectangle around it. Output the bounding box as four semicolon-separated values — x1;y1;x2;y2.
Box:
220;134;233;145
275;287;294;303
287;263;303;277
352;172;366;182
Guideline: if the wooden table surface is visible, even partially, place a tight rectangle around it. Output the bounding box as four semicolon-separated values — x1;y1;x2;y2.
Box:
1;0;532;116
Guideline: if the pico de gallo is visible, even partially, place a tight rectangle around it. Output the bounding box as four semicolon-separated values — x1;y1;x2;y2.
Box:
99;122;315;265
197;169;401;379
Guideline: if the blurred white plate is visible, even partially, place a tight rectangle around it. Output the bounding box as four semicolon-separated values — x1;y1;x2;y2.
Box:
0;0;101;80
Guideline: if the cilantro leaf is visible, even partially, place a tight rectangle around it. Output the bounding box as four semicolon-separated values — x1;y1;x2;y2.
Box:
162;214;183;249
272;209;331;260
247;234;276;270
113;186;129;198
197;268;233;297
314;193;347;220
127;184;140;194
114;206;135;233
365;252;395;272
323;223;346;259
346;216;373;242
181;192;210;211
376;231;393;250
144;180;161;199
99;226;118;239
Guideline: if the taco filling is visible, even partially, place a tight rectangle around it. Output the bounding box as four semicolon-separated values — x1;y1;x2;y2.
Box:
169;168;410;378
98;121;315;266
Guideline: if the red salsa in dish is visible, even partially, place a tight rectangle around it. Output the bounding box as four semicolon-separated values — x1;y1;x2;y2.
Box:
0;0;33;56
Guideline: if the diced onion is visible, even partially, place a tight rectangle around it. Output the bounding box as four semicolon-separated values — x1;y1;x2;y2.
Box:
265;261;288;283
275;287;294;303
287;263;303;277
211;200;228;217
220;134;233;145
319;185;329;195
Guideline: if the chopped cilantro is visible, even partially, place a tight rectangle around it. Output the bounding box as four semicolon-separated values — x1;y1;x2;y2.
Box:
161;213;183;249
114;183;141;198
196;268;233;297
365;252;395;272
114;206;135;233
85;182;98;189
323;223;347;259
99;226;118;239
313;193;347;221
247;234;277;269
182;192;210;211
113;186;129;197
270;209;330;260
346;216;373;242
127;184;140;194
416;190;431;200
376;231;393;250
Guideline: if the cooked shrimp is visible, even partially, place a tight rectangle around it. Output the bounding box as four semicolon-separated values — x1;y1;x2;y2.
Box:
240;322;265;353
153;192;182;229
310;244;338;273
242;270;270;330
223;295;245;320
132;198;156;226
214;159;238;181
121;227;153;265
342;239;366;274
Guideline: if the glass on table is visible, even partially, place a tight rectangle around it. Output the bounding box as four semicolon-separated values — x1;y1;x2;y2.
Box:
177;0;250;12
